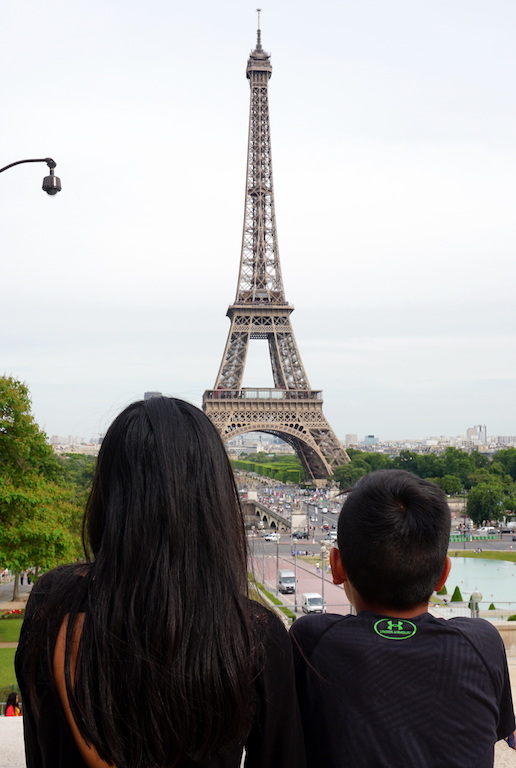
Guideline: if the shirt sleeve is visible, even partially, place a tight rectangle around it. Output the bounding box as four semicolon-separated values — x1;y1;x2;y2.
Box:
244;611;306;768
496;650;516;740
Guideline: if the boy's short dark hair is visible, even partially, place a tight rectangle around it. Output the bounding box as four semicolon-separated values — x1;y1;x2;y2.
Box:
337;469;451;610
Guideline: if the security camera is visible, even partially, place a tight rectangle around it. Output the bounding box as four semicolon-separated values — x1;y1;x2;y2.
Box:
42;172;62;195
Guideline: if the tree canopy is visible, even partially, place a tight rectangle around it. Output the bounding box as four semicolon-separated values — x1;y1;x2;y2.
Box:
0;377;82;597
332;445;516;523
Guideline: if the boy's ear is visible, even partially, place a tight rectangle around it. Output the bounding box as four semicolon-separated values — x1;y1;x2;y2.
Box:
330;547;346;585
435;556;452;592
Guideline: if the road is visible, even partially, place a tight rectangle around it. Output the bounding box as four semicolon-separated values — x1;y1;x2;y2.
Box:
0;579;32;609
450;536;516;553
249;539;351;615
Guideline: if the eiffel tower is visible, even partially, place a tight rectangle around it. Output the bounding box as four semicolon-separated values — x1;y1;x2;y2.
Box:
203;20;349;482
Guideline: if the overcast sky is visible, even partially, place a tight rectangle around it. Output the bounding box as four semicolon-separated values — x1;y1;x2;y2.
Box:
2;0;515;443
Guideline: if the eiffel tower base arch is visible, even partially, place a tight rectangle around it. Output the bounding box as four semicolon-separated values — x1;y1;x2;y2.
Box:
203;389;349;482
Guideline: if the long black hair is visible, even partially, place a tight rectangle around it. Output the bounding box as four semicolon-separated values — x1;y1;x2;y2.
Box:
62;397;258;766
5;692;18;713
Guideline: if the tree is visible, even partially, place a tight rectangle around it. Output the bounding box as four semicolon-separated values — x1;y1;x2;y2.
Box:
494;448;516;481
360;453;392;471
332;462;368;490
437;448;476;487
0;377;81;599
450;586;463;602
466;482;506;526
392;451;421;475
432;474;462;495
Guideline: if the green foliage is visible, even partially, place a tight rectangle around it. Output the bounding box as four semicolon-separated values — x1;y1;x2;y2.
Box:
59;453;96;493
433;474;462;495
488;603;496;610
436;584;447;595
450;585;463;602
0;377;62;483
467;482;506;525
232;453;304;484
332;462;368;489
0;377;83;576
493;448;516;481
331;446;516;509
508;615;516;621
438;448;476;487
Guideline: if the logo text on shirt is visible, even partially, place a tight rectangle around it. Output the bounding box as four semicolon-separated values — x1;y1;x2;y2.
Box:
373;618;417;640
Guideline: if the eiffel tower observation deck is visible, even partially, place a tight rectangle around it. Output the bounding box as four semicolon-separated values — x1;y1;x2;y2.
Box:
203;19;349;482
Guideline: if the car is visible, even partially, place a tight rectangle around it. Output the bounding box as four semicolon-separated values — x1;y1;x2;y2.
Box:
301;593;325;614
263;532;280;542
292;531;308;539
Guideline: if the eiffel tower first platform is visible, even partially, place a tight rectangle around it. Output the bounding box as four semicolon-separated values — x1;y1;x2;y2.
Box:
203;23;349;482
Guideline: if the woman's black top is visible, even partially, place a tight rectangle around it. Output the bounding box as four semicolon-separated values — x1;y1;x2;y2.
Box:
16;567;305;768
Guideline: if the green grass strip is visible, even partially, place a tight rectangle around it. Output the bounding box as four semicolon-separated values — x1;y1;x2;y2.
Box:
0;649;17;690
0;619;22;643
248;574;296;623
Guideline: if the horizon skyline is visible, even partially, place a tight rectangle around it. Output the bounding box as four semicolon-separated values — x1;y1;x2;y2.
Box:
46;422;515;447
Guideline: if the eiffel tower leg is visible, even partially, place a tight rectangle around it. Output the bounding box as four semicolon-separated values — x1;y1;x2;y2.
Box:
214;322;250;390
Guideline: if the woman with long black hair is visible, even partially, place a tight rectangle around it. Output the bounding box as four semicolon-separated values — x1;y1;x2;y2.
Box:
16;397;304;768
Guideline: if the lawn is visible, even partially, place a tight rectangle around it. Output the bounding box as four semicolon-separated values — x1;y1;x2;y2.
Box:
0;649;17;690
0;619;22;643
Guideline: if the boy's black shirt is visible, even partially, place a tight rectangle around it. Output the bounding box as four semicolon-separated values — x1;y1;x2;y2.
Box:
291;611;515;768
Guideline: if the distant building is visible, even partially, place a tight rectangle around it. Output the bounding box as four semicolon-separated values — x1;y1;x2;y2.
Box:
344;434;358;445
466;425;487;443
144;391;162;400
362;435;379;446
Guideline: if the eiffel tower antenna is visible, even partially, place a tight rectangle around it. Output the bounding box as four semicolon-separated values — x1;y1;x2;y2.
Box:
256;8;262;49
203;20;349;481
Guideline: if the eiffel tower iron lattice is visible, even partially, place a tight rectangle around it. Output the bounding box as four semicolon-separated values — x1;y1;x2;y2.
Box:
203;24;349;481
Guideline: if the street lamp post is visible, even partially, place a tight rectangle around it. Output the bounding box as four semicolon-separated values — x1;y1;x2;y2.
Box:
293;544;298;613
320;543;328;611
462;489;467;550
0;157;61;195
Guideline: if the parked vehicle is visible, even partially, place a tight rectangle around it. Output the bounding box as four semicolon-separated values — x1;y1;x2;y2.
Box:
301;593;325;614
264;532;280;542
277;569;296;594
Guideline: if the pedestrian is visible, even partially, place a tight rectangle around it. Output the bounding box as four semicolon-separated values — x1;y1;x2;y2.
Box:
5;693;21;717
16;397;304;768
20;571;25;586
291;470;515;768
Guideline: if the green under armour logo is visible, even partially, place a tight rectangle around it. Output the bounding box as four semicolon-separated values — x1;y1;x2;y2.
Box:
373;618;417;640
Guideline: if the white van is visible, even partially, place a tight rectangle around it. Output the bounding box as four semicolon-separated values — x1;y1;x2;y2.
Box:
301;593;325;614
277;569;296;594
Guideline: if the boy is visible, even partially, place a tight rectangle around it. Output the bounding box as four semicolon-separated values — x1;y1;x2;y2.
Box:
290;470;515;768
